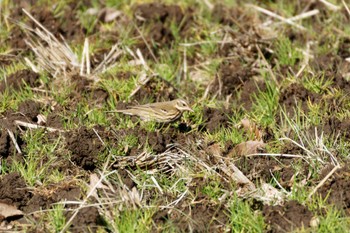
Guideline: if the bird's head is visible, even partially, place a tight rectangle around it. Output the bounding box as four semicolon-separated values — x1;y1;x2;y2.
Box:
175;99;193;112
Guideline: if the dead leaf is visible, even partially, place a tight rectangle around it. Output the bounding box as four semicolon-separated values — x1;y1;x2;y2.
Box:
0;202;23;221
88;173;109;199
241;118;263;141
229;140;265;157
207;143;222;157
99;8;123;23
86;7;124;23
249;183;285;205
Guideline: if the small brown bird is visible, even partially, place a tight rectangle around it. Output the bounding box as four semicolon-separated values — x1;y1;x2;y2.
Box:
112;99;193;123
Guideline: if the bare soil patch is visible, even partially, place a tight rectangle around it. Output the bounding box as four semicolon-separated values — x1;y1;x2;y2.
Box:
133;77;178;103
235;156;308;189
66;127;104;171
279;83;321;115
132;3;194;59
153;196;228;232
263;200;313;233
318;163;350;215
200;107;232;133
0;69;40;93
8;5;87;52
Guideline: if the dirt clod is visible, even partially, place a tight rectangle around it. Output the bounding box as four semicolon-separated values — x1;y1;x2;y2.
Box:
263;200;313;233
18;100;41;122
318;164;350;214
201;107;231;133
133;78;178;103
0;69;40;93
69;206;101;233
0;173;31;210
66;127;104;170
211;60;256;98
279;83;321;114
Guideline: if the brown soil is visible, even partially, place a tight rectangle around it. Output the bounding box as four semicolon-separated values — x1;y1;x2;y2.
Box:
320;117;350;140
331;72;350;95
200;107;232;133
46;112;65;129
0;99;43;132
117;169;136;190
132;3;194;59
0;129;11;157
0;100;41;158
0;55;15;68
114;125;196;157
279;83;321;115
235;156;308;188
66;127;104;171
211;60;257;97
212;4;259;29
67;74;109;106
133;77;178;103
0;172;32;210
209;59;265;109
263;200;313;233
0;69;40;93
309;52;350;94
23;184;81;213
318;163;350;214
239;77;267;110
67;206;101;233
8;5;87;52
153;197;228;232
0;172;101;232
18;99;42;122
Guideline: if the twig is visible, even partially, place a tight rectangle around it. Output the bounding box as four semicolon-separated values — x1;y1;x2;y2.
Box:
180;40;235;47
245;153;304;158
269;169;289;194
14;120;64;132
60;170;116;233
247;4;306;30
7;129;22;154
202;0;214;10
132;22;159;63
308;165;340;199
342;0;350;17
295;42;313;78
265;10;319;27
151;176;163;194
319;0;340;11
256;44;279;86
279;137;322;162
161;189;188;208
183;45;187;81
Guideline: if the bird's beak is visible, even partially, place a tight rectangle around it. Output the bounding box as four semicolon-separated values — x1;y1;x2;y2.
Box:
187;107;194;112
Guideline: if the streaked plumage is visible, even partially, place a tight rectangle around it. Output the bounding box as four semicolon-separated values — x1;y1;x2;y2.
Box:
112;99;193;123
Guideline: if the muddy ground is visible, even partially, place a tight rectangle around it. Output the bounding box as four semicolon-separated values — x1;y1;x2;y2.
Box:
1;1;350;232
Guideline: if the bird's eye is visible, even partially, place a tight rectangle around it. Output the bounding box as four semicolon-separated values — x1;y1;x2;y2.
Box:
179;101;186;106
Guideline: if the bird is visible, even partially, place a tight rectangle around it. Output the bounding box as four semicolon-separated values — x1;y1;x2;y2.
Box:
110;99;193;123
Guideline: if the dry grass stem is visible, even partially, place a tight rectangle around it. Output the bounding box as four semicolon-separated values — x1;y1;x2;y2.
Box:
319;0;340;11
60;170;117;233
247;4;306;30
7;129;22;154
256;44;278;86
308;165;340;199
245;153;304;158
21;9;122;81
343;0;350;17
265;10;319;27
14;120;64;132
